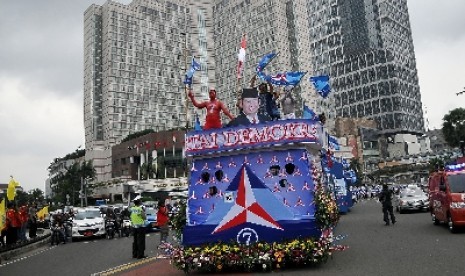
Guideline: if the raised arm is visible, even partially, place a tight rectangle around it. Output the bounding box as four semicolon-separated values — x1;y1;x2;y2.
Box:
188;88;207;108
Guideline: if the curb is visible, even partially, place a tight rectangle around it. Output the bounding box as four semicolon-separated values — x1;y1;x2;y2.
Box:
0;233;51;262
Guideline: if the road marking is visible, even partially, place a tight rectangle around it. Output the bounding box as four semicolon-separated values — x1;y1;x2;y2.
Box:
91;254;169;276
0;246;56;268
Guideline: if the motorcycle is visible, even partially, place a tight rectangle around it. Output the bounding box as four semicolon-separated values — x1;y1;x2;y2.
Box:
50;218;72;245
105;219;117;239
50;225;66;245
121;219;132;237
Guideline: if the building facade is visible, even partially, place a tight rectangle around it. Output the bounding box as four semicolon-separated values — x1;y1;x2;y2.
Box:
307;0;424;135
84;0;424;182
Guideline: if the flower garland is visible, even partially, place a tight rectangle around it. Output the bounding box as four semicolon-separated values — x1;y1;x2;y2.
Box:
312;162;340;228
167;162;344;273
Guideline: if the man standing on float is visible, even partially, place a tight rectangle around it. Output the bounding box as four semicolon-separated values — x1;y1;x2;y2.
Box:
188;87;235;129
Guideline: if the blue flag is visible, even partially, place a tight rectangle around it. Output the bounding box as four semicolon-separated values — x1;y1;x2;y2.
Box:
264;71;306;86
184;58;201;85
309;75;331;98
328;134;340;150
302;104;318;120
194;114;202;131
256;52;277;73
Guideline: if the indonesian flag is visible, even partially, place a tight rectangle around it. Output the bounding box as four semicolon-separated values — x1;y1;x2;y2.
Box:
236;34;246;79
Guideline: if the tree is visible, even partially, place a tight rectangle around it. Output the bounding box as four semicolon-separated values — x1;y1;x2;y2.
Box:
28;188;45;204
442;107;465;155
50;160;96;206
428;157;445;173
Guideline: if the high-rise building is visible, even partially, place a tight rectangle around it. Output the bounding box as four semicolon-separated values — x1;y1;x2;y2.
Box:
84;0;424;182
84;0;216;181
307;0;424;135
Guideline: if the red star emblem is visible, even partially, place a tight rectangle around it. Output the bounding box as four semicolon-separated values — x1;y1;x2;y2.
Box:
212;166;283;234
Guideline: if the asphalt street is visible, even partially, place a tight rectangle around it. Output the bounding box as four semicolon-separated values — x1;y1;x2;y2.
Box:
1;199;464;276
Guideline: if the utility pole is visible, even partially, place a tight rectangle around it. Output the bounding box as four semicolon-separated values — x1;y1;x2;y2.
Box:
80;177;84;207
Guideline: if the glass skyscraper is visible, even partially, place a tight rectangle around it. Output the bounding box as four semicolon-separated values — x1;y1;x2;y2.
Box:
307;0;424;135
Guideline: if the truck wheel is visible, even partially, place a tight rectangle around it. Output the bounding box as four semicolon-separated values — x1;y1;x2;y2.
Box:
448;215;457;233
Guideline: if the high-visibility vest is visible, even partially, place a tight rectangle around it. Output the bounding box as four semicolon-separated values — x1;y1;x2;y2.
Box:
130;206;144;227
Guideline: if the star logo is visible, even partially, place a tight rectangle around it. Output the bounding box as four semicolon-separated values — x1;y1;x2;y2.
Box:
212;165;283;234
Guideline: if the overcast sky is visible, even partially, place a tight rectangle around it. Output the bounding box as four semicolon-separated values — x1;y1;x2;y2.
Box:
1;0;464;192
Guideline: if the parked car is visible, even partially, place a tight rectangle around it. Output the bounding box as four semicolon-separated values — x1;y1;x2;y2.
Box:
395;189;429;213
71;207;106;240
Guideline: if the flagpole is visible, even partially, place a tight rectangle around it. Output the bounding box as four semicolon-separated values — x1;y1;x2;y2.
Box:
235;33;246;116
181;32;189;129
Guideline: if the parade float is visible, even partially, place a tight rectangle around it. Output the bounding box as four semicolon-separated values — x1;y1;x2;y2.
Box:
164;49;346;273
166;118;345;273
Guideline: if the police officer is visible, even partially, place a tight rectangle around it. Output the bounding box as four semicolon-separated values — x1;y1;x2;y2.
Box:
130;196;146;258
379;184;396;226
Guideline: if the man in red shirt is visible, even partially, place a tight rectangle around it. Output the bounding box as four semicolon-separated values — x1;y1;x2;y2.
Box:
5;202;21;247
188;87;235;129
156;201;169;249
18;205;29;242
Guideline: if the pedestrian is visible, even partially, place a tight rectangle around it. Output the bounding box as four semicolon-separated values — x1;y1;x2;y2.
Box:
130;197;147;259
157;200;170;249
379;184;396;225
28;202;38;239
5;202;20;247
18;205;29;242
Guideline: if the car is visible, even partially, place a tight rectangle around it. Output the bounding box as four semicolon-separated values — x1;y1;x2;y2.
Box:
143;207;159;232
395;189;429;214
71;207;106;240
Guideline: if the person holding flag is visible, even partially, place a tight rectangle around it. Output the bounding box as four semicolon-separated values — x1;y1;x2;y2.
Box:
187;86;235;129
279;86;296;119
250;75;279;120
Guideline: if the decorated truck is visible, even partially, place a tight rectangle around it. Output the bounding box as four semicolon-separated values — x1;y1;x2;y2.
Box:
167;118;342;273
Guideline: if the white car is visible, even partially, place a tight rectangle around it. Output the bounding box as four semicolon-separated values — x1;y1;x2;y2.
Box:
394;189;429;214
71;208;106;240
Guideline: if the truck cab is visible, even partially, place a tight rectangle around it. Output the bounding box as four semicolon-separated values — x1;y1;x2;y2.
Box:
429;163;465;233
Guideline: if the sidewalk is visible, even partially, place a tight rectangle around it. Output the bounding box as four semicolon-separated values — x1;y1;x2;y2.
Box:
0;228;51;263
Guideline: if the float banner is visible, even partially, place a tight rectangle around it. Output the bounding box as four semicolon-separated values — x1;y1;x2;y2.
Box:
183;149;318;246
185;119;322;156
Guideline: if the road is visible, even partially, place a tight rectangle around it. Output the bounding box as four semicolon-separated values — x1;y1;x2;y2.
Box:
1;199;465;276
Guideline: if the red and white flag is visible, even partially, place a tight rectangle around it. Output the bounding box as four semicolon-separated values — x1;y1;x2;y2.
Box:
236;34;246;79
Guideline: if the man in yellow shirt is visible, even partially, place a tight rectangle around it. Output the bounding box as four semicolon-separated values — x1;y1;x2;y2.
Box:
130;197;146;258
